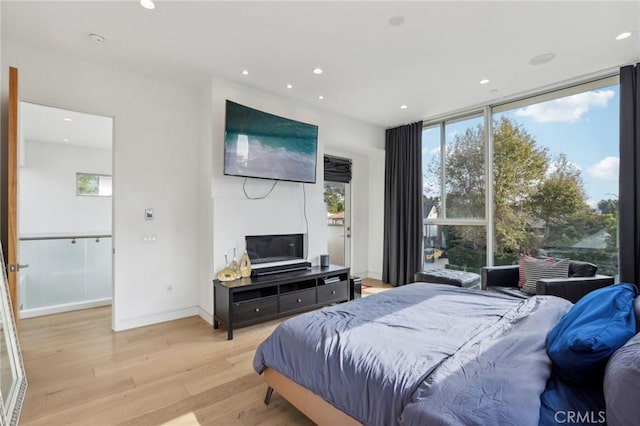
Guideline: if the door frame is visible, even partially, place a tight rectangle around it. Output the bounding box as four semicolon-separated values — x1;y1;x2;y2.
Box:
5;67;20;324
343;181;352;268
323;153;353;268
12;96;116;325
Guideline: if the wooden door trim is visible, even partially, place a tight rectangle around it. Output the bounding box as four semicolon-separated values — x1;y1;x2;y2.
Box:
8;66;19;325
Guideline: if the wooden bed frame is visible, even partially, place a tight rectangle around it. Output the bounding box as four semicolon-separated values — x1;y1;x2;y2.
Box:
263;368;362;425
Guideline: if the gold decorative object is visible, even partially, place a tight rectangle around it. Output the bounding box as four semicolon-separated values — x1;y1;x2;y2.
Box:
230;248;240;274
239;250;252;278
217;254;239;282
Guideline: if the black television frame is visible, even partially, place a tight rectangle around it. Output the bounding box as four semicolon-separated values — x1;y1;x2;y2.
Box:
223;99;319;184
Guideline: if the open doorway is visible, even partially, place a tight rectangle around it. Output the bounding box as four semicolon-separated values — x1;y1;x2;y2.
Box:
18;102;113;318
324;155;352;268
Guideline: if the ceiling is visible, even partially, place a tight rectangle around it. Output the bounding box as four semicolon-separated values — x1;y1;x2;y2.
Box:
2;1;639;128
20;102;113;149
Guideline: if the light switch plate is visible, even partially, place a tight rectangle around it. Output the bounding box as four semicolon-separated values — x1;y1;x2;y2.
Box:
145;208;154;220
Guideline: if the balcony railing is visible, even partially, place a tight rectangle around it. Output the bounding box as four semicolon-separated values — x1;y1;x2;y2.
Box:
19;234;112;317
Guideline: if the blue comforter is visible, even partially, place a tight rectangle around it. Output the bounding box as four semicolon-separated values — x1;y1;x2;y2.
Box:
253;283;572;425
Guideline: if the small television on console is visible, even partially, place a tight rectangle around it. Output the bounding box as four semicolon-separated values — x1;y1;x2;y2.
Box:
223;100;319;184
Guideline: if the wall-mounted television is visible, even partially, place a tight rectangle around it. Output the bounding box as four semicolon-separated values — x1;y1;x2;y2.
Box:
223;100;319;184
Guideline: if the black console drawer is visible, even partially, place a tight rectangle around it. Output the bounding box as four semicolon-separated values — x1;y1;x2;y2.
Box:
233;296;278;323
317;281;349;303
279;288;316;312
214;265;350;340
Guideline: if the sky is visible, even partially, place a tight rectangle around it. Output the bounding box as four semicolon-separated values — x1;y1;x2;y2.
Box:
422;83;619;209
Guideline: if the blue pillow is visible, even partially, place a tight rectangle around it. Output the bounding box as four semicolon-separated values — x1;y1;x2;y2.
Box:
546;283;638;385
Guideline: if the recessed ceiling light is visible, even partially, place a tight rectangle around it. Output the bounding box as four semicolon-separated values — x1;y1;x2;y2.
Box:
388;16;405;27
64;118;72;122
140;0;155;10
529;52;556;66
400;105;408;109
313;68;323;75
479;79;490;85
616;32;632;40
242;70;249;75
286;84;293;89
318;95;324;100
63;138;70;142
89;33;105;43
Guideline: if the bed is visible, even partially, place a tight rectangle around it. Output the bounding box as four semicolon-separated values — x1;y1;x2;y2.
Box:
253;283;576;425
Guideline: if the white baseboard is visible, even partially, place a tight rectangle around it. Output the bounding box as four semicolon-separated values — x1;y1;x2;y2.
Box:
367;271;383;280
351;271;368;279
20;298;112;319
113;306;199;331
198;306;214;325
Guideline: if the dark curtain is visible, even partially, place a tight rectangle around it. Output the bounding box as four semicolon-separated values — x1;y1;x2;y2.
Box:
383;121;423;286
324;155;352;183
619;63;640;284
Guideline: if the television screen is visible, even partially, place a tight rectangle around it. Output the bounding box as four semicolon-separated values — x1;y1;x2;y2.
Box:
224;100;319;183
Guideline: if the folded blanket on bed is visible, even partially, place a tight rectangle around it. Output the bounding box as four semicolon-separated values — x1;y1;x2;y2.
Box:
253;283;572;426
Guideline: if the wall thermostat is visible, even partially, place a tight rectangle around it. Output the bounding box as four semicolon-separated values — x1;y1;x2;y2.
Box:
145;209;154;220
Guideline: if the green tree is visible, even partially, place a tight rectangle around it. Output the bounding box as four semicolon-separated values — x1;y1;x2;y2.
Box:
597;198;618;253
427;116;614;267
529;153;588;245
493;117;549;254
598;198;617;215
324;185;345;214
443;126;485;219
77;174;99;195
431;117;548;254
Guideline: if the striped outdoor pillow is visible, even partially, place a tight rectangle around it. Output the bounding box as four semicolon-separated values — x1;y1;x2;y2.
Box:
518;255;556;287
522;258;570;295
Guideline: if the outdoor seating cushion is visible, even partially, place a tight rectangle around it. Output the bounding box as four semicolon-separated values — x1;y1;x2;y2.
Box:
568;260;598;277
415;269;481;288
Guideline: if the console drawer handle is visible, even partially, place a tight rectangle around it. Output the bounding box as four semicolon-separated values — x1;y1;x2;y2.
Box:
255;308;260;312
331;290;336;294
297;299;302;303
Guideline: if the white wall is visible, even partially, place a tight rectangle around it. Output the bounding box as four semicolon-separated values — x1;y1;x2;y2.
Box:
20;140;112;235
2;40;386;331
198;78;385;319
2;41;201;331
368;150;386;280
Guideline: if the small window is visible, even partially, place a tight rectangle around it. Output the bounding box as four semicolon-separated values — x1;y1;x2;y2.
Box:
76;173;112;196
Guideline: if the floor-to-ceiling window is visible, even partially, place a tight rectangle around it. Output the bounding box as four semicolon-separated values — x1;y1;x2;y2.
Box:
422;114;487;272
422;76;619;276
492;77;619;277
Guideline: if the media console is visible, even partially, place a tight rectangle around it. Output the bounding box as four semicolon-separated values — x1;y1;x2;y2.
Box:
213;264;350;340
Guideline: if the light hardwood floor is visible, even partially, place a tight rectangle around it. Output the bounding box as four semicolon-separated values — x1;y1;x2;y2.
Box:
19;278;389;426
